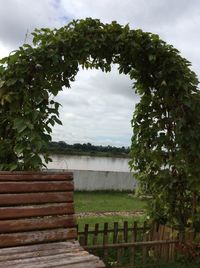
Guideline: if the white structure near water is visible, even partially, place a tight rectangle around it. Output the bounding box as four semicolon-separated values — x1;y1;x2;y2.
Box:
46;155;137;191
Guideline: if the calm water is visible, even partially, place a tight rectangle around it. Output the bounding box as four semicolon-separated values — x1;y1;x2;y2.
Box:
47;154;131;172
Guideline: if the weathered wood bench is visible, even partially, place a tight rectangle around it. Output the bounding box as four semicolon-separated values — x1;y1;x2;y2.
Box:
0;171;105;268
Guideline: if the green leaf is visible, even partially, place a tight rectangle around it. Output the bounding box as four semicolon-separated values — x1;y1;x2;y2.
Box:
6;78;18;86
54;117;62;125
148;54;156;62
14;144;24;154
13;118;27;133
9;163;18;171
0;80;5;88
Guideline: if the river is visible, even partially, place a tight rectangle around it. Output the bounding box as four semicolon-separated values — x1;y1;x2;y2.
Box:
46;154;131;172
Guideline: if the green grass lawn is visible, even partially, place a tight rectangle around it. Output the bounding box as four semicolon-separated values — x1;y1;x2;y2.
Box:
74;191;147;213
74;191;148;231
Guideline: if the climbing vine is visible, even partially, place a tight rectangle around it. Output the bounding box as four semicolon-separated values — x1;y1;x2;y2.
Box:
0;18;199;229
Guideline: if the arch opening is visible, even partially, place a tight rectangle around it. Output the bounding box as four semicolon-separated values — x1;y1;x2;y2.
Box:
52;66;137;147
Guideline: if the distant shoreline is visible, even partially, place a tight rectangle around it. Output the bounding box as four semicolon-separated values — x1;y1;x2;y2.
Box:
47;150;130;159
46;141;130;159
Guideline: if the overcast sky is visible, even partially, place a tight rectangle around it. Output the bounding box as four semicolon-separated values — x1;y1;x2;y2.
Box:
0;0;199;147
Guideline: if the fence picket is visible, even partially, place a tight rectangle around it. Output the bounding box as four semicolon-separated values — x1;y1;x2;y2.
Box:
159;225;165;257
113;222;118;244
133;221;138;242
124;221;128;243
79;235;85;246
84;223;89;246
93;223;99;245
162;227;170;262
117;233;123;267
143;221;147;238
142;233;148;268
130;227;136;268
103;222;109;261
169;227;176;261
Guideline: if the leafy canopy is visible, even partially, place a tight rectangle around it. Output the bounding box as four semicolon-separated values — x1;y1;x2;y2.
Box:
0;18;199;228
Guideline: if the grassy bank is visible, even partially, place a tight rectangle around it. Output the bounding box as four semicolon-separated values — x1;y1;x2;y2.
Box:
74;191;147;229
74;191;147;213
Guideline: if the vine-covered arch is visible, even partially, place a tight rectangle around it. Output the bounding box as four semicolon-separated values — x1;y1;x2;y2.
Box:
1;18;200;227
0;18;198;171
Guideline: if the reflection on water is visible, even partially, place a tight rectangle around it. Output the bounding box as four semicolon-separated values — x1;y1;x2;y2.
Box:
47;154;131;172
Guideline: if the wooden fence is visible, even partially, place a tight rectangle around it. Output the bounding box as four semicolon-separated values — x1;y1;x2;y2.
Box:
76;221;179;267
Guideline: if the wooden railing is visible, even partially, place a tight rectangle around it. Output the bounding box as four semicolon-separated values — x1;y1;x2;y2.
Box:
76;221;179;267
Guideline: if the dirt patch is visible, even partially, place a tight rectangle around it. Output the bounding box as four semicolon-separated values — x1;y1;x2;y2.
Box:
76;210;145;218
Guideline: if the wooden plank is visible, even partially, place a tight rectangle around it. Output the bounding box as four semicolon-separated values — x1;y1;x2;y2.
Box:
167;226;177;261
0;246;81;262
0;192;73;205
51;260;105;268
51;262;105;268
0;228;77;248
0;181;74;193
162;231;170;261
0;172;73;181
0;203;74;220
0;243;88;265
162;226;175;261
1;252;102;268
150;221;158;240
158;224;165;258
0;250;89;265
0;171;72;174
185;231;195;242
83;240;179;250
50;260;105;268
0;215;76;233
153;229;159;258
0;241;80;256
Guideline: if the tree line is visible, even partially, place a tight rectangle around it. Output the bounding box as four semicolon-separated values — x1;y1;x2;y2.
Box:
47;141;130;157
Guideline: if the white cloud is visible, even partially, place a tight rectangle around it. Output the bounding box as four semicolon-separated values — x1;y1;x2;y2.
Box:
0;0;68;49
0;42;10;59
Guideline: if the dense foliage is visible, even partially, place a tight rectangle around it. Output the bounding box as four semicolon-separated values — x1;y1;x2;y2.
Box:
128;35;200;229
48;141;129;157
0;18;199;229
